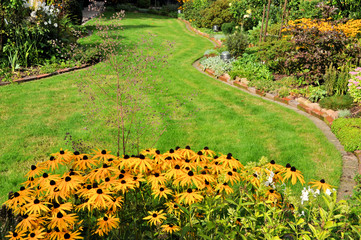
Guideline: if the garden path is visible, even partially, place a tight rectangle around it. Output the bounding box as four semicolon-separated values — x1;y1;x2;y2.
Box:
82;1;105;25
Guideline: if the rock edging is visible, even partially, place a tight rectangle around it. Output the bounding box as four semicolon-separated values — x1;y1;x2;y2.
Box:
194;59;359;201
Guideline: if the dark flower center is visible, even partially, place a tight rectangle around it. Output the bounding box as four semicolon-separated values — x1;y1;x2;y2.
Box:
121;170;126;174
14;192;20;197
53;202;60;208
34;199;40;204
154;173;160;177
50;156;55;161
64;233;71;239
101;150;107;154
108;158;113;162
286;163;291;168
185;167;190;171
65;176;71;182
160;187;165;191
270;160;275;164
188;171;194;176
165;156;172;160
253;174;258;177
124;155;130;159
215;161;219;165
320;179;325;183
133;177;138;181
103;164;108;168
205;180;210;185
153;213;158;217
175;165;180;169
185;159;190;163
204;166;208;169
174;204;178;208
227;153;232;159
60;150;64;154
87;185;92;190
121;180;126;184
223;182;228;186
291;167;296;172
105;177;110;182
175;146;180;150
31;165;36;171
169;224;173;227
50;180;56;186
169;149;174;153
43;173;49;178
214;156;219;159
57;212;63;218
74;151;80;155
187;188;193;193
119;174;124;179
30;233;35;237
269;189;274;193
197;151;203;155
103;216;108;221
155;150;160;155
204;146;209;150
201;171;206;175
97;189;103;194
237;218;241;222
83;155;88;160
93;183;98;188
23;214;28;219
13;232;18;237
139;154;145;159
228;172;233;176
185;145;191;149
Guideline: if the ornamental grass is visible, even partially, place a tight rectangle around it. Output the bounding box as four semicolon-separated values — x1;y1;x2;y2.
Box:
3;146;360;239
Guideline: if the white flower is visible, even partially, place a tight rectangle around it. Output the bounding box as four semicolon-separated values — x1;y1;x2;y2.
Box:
243;14;250;19
4;18;8;25
300;187;309;204
325;188;332;196
30;10;37;18
315;189;320;195
54;23;58;28
301;211;305;216
44;21;48;25
229;3;232;6
48;19;51;24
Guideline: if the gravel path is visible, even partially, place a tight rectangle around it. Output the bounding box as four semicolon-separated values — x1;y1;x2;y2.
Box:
82;1;105;25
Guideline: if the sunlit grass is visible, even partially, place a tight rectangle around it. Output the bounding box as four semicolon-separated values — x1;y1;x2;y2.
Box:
0;11;342;203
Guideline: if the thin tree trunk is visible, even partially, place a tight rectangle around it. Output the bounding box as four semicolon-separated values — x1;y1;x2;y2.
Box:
263;0;272;42
278;0;288;39
259;4;266;43
0;4;3;55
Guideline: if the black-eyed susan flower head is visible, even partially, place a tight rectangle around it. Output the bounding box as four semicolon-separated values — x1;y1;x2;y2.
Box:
143;210;167;226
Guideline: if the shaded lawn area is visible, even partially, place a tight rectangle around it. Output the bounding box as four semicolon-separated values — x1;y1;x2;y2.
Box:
0;12;342;203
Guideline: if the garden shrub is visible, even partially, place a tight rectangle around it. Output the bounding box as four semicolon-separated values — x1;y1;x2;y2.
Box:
200;56;234;77
324;62;352;96
230;53;274;81
332;118;361;151
288;0;323;20
2;147;361;239
221;22;236;34
137;0;151;9
307;86;327;103
182;0;211;28
63;0;83;25
199;0;233;28
225;31;248;58
283;22;361;85
319;94;354;110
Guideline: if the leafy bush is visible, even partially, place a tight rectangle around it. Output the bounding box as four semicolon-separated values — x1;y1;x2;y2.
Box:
225;32;248;58
251;38;294;74
115;3;138;12
324;63;352;96
283;20;361;85
221;22;236;34
200;56;233;77
63;0;83;25
137;0;150;8
199;0;233;28
230;53;274;81
319;94;354;110
332;118;361;151
2;147;361;239
307;86;327;103
183;0;211;27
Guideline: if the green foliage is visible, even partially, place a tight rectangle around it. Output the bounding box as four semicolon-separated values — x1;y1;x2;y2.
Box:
199;0;233;28
327;0;361;19
137;0;150;9
338;109;352;118
225;31;248;58
63;0;83;25
200;56;234;77
308;86;327;103
348;67;361;104
324;62;352;96
230;53;274;81
332;118;361;152
288;0;323;20
251;37;294;74
319;94;354;110
221;22;236;34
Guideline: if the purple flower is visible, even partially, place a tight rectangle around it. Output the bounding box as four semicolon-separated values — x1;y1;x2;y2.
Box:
356;76;361;80
348;83;352;86
350;71;359;75
357;87;361;89
354;81;359;86
355;67;361;72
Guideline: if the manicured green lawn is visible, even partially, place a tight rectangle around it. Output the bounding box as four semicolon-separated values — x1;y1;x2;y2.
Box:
0;11;342;203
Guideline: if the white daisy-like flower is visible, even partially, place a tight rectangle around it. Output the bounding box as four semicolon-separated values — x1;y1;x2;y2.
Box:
54;23;58;28
325;188;332;196
30;10;37;18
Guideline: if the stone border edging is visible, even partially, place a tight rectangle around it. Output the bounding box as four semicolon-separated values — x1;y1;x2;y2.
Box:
193;59;359;200
178;18;223;47
0;64;90;87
